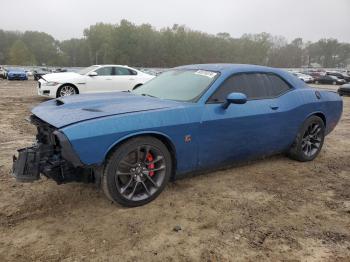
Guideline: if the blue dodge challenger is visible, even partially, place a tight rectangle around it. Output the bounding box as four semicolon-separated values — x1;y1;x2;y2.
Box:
13;64;343;207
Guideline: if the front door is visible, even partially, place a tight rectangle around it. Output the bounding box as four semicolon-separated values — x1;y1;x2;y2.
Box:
197;72;292;169
86;66;115;92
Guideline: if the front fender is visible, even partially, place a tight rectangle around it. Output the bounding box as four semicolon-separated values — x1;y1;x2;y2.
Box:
59;106;201;172
103;131;177;164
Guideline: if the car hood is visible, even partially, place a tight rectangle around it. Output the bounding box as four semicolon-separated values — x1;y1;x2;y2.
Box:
31;92;183;128
40;72;82;82
8;70;26;74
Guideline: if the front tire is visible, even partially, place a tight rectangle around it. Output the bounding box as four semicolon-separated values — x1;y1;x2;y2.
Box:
287;116;325;162
57;85;78;97
102;137;172;207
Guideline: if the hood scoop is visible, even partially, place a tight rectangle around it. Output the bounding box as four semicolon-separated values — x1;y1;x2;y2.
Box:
56;99;65;106
82;108;103;112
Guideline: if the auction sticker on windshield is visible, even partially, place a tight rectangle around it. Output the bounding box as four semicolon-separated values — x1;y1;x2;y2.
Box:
195;70;217;78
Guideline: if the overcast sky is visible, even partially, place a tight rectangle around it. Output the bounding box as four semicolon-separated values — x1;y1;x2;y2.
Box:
1;0;349;42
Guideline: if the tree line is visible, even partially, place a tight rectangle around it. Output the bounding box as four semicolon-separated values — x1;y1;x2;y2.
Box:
0;19;349;68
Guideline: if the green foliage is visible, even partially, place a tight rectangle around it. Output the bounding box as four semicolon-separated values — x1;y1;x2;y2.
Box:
0;20;349;68
8;40;36;65
22;31;60;65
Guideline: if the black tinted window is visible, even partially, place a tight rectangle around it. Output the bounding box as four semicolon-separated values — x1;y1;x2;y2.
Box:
95;67;113;76
208;73;290;102
129;69;138;75
114;67;132;75
266;74;291;96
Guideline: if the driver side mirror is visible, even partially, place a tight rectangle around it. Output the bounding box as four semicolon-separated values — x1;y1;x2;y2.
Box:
88;71;98;77
222;92;247;109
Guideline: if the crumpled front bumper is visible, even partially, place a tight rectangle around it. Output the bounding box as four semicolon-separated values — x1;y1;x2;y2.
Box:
12;115;93;184
12;141;86;184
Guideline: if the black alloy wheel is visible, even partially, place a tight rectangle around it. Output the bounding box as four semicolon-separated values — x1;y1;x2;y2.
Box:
288;115;325;162
102;137;172;207
301;122;323;158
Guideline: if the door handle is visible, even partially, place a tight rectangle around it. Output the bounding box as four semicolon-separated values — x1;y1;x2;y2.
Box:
270;105;279;110
129;78;135;81
106;78;112;80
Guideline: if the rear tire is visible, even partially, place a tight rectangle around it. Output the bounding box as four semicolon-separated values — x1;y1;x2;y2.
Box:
102;137;172;207
332;81;337;85
287;116;325;162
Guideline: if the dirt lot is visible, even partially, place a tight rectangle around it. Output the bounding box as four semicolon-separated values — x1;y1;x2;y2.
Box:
0;80;349;261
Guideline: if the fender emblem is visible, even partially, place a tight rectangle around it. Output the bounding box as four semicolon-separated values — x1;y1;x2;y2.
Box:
184;135;192;143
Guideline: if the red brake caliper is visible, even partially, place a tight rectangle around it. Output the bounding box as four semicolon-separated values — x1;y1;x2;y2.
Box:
146;153;155;177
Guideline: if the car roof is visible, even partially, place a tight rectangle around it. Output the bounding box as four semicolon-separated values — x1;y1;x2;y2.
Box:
176;63;308;90
175;63;286;75
94;64;131;68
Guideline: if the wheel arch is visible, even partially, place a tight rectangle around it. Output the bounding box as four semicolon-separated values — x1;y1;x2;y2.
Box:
132;83;143;90
308;112;326;127
104;131;178;180
56;83;79;97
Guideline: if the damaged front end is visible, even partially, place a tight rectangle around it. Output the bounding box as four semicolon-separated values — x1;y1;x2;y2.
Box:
12;115;95;184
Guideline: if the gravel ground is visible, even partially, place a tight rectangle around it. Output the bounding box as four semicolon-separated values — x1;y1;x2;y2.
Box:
0;80;349;261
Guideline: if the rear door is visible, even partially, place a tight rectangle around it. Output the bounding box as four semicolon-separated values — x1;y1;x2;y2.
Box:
106;67;138;91
197;72;293;169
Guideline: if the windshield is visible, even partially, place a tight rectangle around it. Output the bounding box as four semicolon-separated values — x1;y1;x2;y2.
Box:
78;65;100;75
133;69;218;102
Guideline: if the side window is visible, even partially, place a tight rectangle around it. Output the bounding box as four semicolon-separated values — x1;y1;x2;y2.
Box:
208;73;290;103
129;69;138;75
114;67;132;75
208;73;267;102
265;74;291;97
95;67;113;76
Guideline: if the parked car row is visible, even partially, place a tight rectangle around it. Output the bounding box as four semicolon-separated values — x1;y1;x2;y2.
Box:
289;69;350;85
0;66;70;81
291;72;314;83
0;67;33;80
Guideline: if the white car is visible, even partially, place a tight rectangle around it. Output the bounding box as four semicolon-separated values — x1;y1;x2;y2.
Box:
37;65;155;98
292;72;314;83
0;66;7;79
